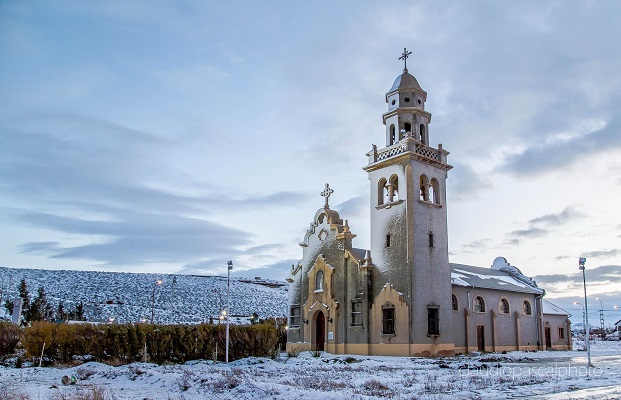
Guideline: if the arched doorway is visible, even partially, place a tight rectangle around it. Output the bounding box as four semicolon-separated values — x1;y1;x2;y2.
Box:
314;311;325;351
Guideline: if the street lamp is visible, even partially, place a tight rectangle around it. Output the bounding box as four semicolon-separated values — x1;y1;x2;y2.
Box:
151;279;163;324
595;297;605;338
226;260;233;363
578;257;593;368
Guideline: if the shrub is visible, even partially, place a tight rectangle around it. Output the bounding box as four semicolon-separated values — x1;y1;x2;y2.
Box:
0;322;21;356
23;321;281;365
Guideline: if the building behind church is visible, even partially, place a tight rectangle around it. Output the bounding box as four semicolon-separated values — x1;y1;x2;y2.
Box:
286;55;571;356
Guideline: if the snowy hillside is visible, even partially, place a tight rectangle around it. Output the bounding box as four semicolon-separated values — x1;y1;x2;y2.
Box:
0;267;288;324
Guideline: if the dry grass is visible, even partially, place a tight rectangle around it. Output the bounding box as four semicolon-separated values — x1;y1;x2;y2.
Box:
51;385;118;400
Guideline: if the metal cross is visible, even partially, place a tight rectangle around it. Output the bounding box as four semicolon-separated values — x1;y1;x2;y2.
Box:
320;183;334;208
399;47;412;70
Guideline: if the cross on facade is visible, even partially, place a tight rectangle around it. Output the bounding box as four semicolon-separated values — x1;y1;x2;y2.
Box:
399;47;412;71
320;183;334;208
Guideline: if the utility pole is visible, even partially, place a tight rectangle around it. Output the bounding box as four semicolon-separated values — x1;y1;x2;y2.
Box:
579;257;593;368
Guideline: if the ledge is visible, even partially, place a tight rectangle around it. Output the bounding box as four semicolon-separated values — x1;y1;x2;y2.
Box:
375;199;405;210
380;333;396;338
314;289;324;294
418;199;442;208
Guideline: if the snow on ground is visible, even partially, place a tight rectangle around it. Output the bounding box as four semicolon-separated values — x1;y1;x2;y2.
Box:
1;340;621;399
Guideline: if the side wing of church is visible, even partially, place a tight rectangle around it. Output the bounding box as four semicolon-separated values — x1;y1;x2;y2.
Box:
286;54;571;356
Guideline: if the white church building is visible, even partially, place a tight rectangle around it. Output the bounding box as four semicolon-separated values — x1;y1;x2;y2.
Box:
286;52;571;356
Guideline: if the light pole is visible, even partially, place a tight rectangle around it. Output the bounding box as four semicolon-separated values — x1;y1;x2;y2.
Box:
579;257;593;368
226;260;233;363
151;279;163;324
596;297;604;338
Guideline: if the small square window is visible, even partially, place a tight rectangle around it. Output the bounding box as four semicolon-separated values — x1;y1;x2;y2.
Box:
386;234;391;248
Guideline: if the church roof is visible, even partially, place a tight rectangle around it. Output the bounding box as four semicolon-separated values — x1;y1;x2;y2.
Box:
387;69;424;94
542;299;570;316
450;263;544;295
349;248;367;262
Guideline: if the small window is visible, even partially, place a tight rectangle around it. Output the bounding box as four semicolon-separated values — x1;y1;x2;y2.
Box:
389;125;396;145
523;300;532;315
404;97;410;103
290;306;300;327
386;234;391;248
315;270;324;291
417;98;422;105
475;296;485;313
427;308;439;335
420;124;426;144
382;306;395;335
452;294;458;311
404;123;412;136
500;299;509;314
428;232;434;248
391;99;396;105
351;300;362;326
558;327;565;339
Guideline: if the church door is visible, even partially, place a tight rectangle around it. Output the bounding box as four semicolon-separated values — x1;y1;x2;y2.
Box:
545;327;552;349
476;325;485;352
315;311;325;351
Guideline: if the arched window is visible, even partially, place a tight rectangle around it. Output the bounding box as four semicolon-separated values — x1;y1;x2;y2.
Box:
452;294;458;311
419;175;429;201
404;123;412;140
389;125;395;146
474;296;485;312
420;124;426;145
430;178;440;204
377;178;387;205
315;270;324;291
389;174;399;202
500;298;510;314
523;300;532;315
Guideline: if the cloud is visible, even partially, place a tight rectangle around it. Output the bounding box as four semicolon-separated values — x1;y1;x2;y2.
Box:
581;249;621;259
497;117;621;176
15;210;252;265
463;239;490;250
533;264;621;288
447;162;493;201
528;207;585;227
510;227;548;238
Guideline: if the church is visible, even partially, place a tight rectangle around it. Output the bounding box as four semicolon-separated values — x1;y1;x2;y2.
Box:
286;51;571;356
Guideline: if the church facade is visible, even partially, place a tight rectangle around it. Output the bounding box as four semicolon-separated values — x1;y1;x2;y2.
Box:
286;57;571;356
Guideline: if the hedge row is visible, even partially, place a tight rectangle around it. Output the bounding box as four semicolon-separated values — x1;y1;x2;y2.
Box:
1;320;285;364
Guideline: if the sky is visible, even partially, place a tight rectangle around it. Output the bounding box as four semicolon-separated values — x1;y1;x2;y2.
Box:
1;1;620;323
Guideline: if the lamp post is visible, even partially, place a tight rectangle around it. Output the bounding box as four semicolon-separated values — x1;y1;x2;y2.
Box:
226;260;233;363
150;279;163;324
595;297;605;338
578;257;592;368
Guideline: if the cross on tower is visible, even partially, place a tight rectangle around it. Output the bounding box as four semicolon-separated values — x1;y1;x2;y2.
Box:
320;183;334;208
399;47;412;71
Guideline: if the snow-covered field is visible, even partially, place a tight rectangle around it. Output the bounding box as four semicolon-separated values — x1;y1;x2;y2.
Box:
2;340;620;399
0;266;288;324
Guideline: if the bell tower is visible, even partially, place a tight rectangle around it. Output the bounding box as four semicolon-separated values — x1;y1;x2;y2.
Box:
363;49;454;354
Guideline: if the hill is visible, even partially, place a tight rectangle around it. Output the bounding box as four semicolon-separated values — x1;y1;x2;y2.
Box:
0;267;288;324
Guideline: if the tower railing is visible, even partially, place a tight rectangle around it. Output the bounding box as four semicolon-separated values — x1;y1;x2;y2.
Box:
367;137;448;166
